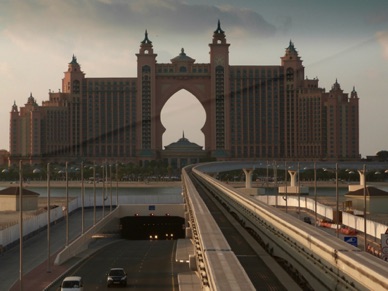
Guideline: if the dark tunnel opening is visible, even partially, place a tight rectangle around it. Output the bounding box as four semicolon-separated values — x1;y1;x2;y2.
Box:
120;216;186;240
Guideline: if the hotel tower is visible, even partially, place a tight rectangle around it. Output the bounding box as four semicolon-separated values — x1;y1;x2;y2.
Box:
9;21;359;165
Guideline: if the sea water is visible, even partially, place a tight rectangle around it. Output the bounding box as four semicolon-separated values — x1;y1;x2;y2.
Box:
18;185;182;198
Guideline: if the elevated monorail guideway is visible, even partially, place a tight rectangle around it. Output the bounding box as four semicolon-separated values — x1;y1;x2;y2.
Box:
188;170;296;290
182;166;256;291
194;160;388;174
190;163;388;291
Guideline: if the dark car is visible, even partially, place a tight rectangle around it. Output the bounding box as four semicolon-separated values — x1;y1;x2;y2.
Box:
303;217;312;224
106;268;127;287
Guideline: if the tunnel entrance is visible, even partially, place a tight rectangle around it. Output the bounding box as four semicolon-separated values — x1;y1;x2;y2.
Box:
120;216;185;240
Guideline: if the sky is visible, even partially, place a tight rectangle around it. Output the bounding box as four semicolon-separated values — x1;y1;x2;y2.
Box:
1;0;388;158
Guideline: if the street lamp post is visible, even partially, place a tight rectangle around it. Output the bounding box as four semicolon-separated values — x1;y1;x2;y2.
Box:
335;163;339;238
102;164;105;217
47;163;51;273
314;162;317;227
81;162;84;234
109;164;112;212
297;162;300;218
19;160;23;291
65;162;69;247
93;163;96;225
116;163;119;207
284;161;288;213
324;164;340;237
274;161;278;208
363;164;367;251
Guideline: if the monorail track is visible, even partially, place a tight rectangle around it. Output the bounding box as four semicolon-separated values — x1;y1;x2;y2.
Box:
188;171;297;290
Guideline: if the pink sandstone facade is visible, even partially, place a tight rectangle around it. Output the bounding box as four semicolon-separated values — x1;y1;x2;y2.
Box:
9;21;359;165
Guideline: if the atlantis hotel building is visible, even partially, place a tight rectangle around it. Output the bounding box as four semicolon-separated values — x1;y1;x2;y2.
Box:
9;21;359;165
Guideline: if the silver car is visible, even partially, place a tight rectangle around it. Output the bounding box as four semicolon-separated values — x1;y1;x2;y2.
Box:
61;276;84;291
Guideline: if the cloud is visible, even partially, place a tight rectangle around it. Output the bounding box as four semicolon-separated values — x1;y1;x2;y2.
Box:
0;0;278;73
376;31;388;60
217;5;276;38
1;0;276;47
365;9;388;25
0;62;11;77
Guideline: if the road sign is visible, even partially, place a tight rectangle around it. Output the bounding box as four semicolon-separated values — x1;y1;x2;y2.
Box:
344;236;358;247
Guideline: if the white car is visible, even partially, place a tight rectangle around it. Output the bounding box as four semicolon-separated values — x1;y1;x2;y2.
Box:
60;276;84;291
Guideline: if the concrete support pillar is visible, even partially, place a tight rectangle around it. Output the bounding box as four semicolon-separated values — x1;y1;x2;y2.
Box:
243;168;254;189
279;169;307;194
349;169;368;192
358;170;366;186
289;170;297;187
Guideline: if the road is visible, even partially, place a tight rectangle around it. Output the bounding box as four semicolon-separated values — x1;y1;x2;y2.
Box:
48;240;190;290
283;206;382;253
0;207;105;290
